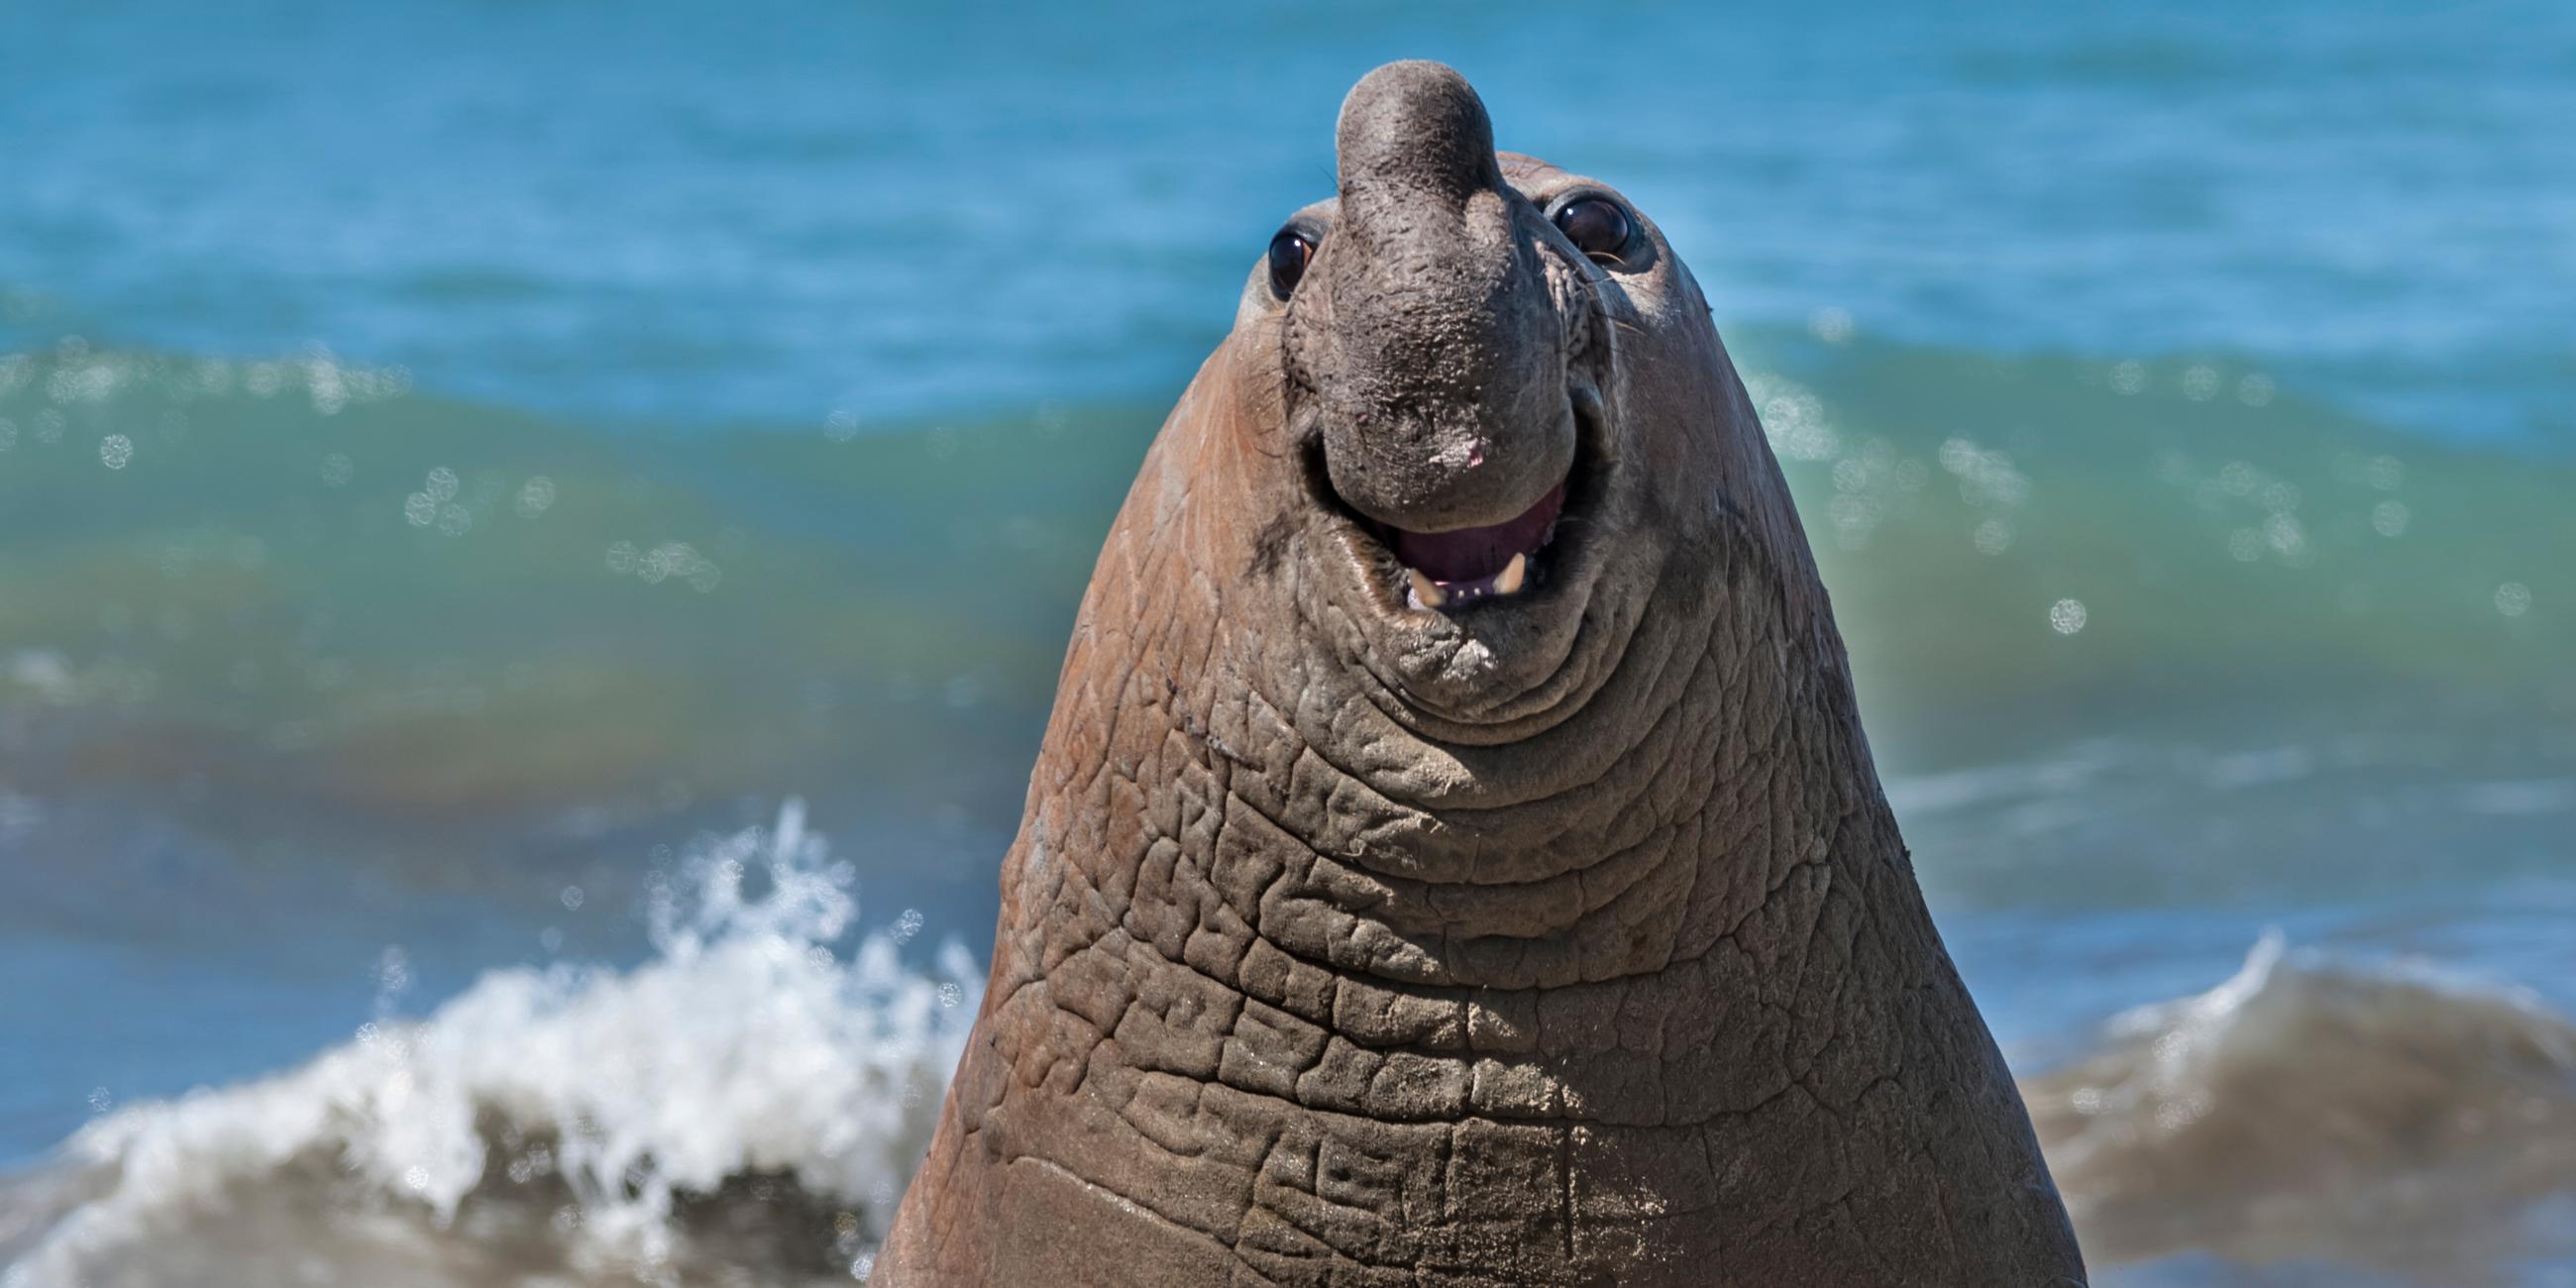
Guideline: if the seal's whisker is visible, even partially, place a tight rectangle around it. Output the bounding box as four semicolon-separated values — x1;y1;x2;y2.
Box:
1558;268;1653;346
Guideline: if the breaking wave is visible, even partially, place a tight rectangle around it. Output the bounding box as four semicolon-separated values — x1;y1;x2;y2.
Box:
2028;931;2576;1283
0;803;982;1288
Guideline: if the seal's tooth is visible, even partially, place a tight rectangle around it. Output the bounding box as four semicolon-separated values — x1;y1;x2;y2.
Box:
1495;552;1528;595
1407;568;1447;609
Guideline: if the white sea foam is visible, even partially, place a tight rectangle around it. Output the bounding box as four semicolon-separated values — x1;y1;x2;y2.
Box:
5;803;982;1287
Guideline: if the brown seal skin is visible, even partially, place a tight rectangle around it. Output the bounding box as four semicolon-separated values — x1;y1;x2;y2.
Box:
878;59;2088;1287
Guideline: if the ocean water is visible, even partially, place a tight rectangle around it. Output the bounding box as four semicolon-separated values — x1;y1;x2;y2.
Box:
2;1;2572;1284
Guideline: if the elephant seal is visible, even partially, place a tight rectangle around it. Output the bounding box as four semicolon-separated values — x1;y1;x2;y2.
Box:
880;60;2087;1286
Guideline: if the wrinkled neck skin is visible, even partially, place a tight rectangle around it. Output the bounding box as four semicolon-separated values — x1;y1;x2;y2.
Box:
881;136;2082;1288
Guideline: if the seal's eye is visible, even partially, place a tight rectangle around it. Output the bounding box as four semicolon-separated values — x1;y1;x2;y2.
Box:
1267;229;1315;298
1553;197;1633;265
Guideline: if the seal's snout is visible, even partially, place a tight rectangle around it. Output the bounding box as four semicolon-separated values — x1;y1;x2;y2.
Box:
1336;60;1501;201
1301;60;1585;613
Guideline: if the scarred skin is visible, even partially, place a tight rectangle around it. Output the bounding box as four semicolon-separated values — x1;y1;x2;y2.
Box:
879;61;2087;1287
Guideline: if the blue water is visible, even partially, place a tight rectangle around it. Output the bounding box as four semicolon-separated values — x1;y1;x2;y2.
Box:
6;2;2572;435
3;3;2573;1283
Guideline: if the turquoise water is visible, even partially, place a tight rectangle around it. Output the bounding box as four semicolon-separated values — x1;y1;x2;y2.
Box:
2;3;2572;1284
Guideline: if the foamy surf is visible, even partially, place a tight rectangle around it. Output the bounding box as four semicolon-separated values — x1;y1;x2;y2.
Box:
0;803;982;1288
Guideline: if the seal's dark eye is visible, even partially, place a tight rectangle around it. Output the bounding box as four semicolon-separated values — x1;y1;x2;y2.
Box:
1267;229;1314;298
1553;197;1633;265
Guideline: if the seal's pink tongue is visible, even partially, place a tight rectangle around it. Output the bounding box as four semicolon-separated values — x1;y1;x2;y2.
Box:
1387;482;1565;584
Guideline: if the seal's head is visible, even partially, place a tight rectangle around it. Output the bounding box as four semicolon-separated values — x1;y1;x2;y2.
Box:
1215;59;1812;735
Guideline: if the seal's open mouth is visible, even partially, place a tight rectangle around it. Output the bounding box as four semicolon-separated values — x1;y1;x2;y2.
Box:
1311;384;1605;615
1370;481;1563;609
